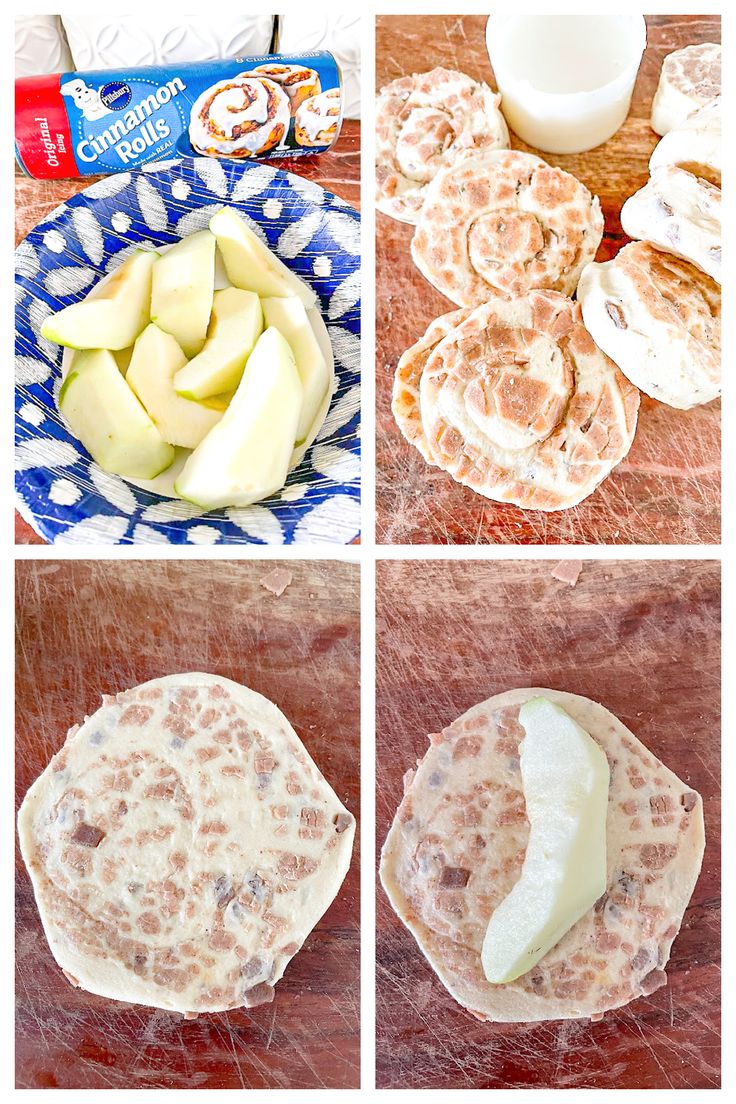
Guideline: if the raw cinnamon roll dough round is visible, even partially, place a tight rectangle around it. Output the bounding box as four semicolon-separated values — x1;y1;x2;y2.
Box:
651;42;721;136
621;165;721;283
393;307;471;462
417;290;639;511
380;687;705;1023
17;673;355;1015
578;241;721;409
411;150;603;307
376;67;509;225
649;97;721;186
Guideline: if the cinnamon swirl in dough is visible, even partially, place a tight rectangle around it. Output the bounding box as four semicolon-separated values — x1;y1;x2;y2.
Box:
651;43;721;136
189;75;291;158
376;67;509;225
393;308;470;462
17;673;355;1014
621;166;721;283
294;88;341;148
415;291;639;511
649;97;721;186
411;150;603;307
247;63;321;115
578;242;721;409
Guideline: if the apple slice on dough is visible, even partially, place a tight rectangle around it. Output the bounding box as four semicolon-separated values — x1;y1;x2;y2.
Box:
126;324;226;450
58;348;174;479
209;207;316;307
41;250;156;351
175;327;303;510
173;287;263;400
481;697;610;984
150;230;216;358
261;297;330;446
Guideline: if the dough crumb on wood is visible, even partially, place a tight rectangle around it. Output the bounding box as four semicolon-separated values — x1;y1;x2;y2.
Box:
551;560;583;586
259;567;294;597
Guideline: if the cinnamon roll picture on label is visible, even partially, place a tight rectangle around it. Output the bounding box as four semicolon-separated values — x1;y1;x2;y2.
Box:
247;63;322;115
189;74;291;159
295;89;342;149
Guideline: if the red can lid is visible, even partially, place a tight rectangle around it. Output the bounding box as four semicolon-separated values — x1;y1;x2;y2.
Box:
16;74;78;179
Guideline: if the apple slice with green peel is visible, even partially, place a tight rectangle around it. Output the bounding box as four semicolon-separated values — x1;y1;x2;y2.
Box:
126;324;225;450
173;287;263;400
209;207;316;307
59;348;174;479
261;297;330;445
150;230;216;358
481;697;610;985
175;327;303;509
41;250;156;350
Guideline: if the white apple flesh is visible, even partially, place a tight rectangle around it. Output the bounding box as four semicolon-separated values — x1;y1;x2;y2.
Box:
126;324;225;450
209;207;316;307
58;348;174;479
262;296;330;445
41;250;156;350
173;287;263;400
174;326;303;509
150;230;216;357
481;697;610;984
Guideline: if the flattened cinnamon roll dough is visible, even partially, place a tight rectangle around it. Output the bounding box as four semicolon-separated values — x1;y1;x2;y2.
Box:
18;673;355;1014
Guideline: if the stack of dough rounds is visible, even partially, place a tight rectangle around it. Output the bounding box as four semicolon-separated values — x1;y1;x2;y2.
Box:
621;166;721;283
578;242;721;410
376;67;509;224
411;150;604;307
18;673;355;1015
395;290;639;511
651;42;721;135
650;97;721;186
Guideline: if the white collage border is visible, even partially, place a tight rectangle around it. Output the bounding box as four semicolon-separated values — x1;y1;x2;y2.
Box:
4;0;732;1100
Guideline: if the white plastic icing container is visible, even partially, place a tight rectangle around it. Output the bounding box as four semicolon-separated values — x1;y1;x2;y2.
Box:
486;15;646;154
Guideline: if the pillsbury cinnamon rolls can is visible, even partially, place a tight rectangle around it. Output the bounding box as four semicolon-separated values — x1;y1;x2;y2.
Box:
16;51;344;179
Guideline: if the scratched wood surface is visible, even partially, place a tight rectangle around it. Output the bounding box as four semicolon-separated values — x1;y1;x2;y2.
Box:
15;559;360;1090
375;16;721;545
375;559;720;1089
14;121;360;545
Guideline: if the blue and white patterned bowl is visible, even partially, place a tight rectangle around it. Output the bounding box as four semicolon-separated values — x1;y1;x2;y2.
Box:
15;157;361;545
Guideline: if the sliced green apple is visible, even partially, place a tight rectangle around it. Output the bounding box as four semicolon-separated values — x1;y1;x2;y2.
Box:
261;297;330;445
150;230;216;357
126;324;225;450
209;206;316;307
173;287;263;400
174;326;303;509
41;250;156;350
113;346;134;376
481;697;609;985
59;348;174;479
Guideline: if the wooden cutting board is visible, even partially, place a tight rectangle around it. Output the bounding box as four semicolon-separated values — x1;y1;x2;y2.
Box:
375;15;721;545
15;559;360;1090
13;121;360;545
376;559;720;1089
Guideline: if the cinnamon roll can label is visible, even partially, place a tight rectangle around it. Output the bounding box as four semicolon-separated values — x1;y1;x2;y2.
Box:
15;52;343;179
